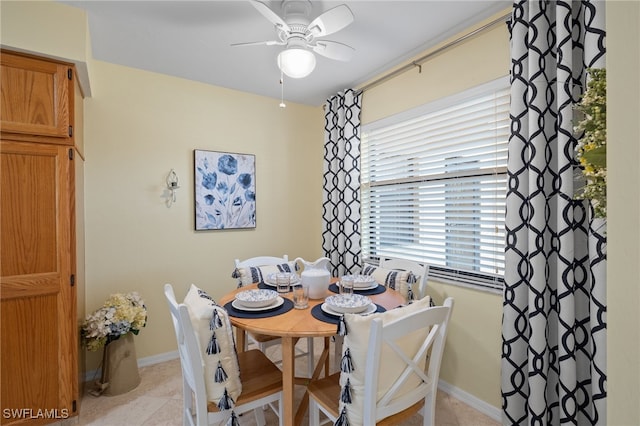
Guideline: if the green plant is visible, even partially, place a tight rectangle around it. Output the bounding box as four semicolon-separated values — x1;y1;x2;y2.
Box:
575;68;606;218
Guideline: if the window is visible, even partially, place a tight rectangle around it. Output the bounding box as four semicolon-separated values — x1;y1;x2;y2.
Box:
361;78;509;292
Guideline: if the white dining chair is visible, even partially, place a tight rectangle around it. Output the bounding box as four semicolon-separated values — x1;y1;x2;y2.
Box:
379;256;430;301
310;297;453;426
233;255;315;378
164;283;283;426
334;256;431;368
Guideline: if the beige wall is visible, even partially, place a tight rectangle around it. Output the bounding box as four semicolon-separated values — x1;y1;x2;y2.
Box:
0;0;92;95
3;1;638;421
1;0;324;369
82;62;323;367
607;1;640;424
0;0;87;61
361;13;509;409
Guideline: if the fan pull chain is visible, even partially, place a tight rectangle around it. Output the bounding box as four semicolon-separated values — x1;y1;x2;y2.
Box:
279;71;286;108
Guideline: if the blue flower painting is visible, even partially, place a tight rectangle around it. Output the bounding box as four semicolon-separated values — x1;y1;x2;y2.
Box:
194;150;256;230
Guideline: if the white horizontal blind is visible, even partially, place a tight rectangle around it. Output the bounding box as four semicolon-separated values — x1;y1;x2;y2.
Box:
361;78;509;291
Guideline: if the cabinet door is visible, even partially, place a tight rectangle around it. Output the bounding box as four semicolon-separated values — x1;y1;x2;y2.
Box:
1;52;70;138
0;141;77;425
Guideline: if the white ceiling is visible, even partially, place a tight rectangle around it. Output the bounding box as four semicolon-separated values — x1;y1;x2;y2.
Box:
59;0;510;106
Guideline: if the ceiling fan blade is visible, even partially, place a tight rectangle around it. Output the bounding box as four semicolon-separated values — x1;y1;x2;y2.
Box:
250;0;290;32
231;40;284;47
307;5;354;37
312;40;355;62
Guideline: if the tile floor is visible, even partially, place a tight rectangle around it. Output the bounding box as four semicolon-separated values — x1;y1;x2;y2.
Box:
71;339;499;425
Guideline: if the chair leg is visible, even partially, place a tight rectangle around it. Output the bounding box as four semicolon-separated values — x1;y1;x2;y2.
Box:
307;337;314;378
253;407;266;426
423;392;436;426
309;397;320;426
277;395;284;426
183;384;196;426
333;335;343;371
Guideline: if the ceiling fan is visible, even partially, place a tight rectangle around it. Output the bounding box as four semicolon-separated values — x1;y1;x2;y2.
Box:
233;0;355;78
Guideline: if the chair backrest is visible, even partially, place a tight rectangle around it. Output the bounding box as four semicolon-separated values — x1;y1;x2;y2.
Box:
359;297;453;424
233;255;293;287
164;283;209;424
234;254;289;268
379;256;429;300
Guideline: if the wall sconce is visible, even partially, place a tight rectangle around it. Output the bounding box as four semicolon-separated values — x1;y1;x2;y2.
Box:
166;169;180;207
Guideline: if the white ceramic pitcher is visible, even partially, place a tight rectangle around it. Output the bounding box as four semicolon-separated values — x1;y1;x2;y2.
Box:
294;257;331;299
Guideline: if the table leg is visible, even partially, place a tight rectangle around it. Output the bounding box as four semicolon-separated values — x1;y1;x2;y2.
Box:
235;327;246;353
294;337;330;425
281;336;295;426
324;336;331;376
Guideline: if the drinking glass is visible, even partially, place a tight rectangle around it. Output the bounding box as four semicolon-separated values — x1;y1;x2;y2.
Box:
340;275;354;297
275;273;291;294
292;284;309;309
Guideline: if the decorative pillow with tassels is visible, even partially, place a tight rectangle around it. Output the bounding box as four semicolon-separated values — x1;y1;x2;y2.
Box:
183;284;242;407
361;263;419;302
231;262;298;287
335;295;431;426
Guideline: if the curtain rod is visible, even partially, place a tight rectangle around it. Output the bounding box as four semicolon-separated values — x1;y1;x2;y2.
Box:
357;12;511;95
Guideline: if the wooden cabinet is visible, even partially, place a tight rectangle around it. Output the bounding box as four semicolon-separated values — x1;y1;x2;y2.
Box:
1;53;71;141
1;50;83;425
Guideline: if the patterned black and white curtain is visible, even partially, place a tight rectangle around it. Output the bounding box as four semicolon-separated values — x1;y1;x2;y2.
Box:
502;1;606;425
322;89;362;277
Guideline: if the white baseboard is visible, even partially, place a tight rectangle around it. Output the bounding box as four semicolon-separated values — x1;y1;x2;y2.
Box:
137;350;180;367
438;379;501;422
83;350;179;383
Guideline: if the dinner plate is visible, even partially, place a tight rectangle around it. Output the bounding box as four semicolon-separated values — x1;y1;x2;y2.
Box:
264;272;301;286
321;302;377;317
352;282;379;291
235;289;278;308
325;294;372;314
351;274;377;288
231;296;284;312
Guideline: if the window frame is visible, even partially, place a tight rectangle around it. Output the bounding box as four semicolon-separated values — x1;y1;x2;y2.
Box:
360;77;509;293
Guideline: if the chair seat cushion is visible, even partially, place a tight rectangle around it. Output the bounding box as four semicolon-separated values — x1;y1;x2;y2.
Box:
308;373;424;426
183;284;242;404
361;263;419;302
206;349;283;412
339;295;431;425
232;262;297;287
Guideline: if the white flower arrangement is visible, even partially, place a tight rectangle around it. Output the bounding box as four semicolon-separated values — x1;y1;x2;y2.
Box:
81;292;147;352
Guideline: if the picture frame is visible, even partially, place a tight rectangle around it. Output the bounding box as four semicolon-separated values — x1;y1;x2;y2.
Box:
194;149;256;230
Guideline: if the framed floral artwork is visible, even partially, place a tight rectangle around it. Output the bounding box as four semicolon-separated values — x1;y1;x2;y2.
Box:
194;149;256;230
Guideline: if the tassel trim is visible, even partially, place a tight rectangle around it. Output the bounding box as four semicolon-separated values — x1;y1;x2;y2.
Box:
215;361;228;383
210;309;223;330
340;348;354;373
198;289;215;303
217;388;235;410
334;407;350;426
206;332;220;355
340;378;352;404
337;315;347;336
226;411;239;426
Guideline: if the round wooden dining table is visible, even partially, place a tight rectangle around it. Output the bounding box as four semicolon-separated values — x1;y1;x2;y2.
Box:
219;281;405;426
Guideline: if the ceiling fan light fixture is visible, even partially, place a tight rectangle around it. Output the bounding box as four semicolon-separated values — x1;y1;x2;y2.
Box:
277;47;316;78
